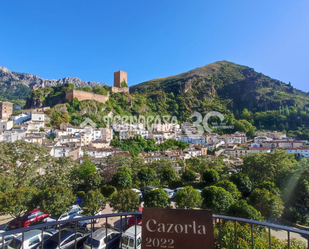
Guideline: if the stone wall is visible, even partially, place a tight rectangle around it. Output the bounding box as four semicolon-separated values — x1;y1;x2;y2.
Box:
110;86;129;93
66;90;109;103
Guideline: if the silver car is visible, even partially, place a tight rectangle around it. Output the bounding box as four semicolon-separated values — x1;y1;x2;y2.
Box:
163;188;175;199
83;228;120;249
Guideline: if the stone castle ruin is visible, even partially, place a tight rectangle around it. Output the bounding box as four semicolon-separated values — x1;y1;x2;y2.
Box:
65;70;129;103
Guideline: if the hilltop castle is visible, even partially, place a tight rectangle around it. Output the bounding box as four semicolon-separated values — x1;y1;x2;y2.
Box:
66;70;129;103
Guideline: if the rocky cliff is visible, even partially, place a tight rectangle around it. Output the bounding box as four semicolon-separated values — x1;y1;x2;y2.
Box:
0;66;105;88
0;66;106;106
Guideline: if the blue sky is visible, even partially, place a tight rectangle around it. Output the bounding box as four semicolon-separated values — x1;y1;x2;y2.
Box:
0;0;308;91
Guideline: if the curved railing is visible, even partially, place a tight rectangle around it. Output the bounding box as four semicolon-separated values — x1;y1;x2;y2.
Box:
1;212;309;249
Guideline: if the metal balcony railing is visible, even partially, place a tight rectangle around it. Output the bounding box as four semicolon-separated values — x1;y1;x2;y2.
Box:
1;212;309;249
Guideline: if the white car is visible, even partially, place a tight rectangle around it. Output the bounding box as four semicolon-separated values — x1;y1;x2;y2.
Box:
131;188;143;199
42;205;83;226
70;211;102;227
173;187;185;196
0;230;16;248
163;188;175;199
7;229;52;249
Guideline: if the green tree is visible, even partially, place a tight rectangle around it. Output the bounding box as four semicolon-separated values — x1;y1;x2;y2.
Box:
120;81;128;88
79;173;104;193
241;108;252;122
215;221;306;249
181;170;196;185
81;189;105;215
93;86;107;95
161;167;178;185
216;180;241;200
101;185;117;200
149;159;173;176
38;185;76;217
111;172;132;189
118;166;132;176
227;200;264;221
230;173;252;197
257;181;281;196
240;150;296;185
175;186;202;209
137;167;156;186
202;169;220;186
144;188;170;208
79;157;97;180
33;157;81;190
101;155;131;183
201;186;234;214
0;187;37;218
248;188;284;220
0;141;50;188
110;189;140;213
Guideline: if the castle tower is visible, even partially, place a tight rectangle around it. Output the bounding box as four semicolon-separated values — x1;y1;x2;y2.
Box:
114;70;127;87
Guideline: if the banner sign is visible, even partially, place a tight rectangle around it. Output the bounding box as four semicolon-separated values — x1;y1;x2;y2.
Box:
141;208;215;249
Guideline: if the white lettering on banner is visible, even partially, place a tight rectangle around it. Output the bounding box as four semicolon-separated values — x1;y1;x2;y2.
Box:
145;219;207;235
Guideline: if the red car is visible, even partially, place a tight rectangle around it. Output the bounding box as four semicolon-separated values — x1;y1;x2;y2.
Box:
127;207;143;227
7;209;49;230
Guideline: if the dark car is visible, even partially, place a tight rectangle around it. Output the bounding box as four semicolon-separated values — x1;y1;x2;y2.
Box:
83;228;120;249
7;209;49;230
40;227;90;249
127;207;143;228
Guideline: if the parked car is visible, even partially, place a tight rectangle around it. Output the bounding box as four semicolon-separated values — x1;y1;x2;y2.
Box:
40;227;90;249
0;230;16;249
173;187;184;195
120;226;142;249
43;228;59;235
7;229;53;249
83;228;120;249
140;186;157;196
127;207;143;228
69;212;101;228
42;205;83;227
195;189;202;194
7;209;49;230
163;188;175;199
131;188;143;199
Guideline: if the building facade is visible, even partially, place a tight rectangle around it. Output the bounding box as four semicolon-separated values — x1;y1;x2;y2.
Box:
0;101;13;120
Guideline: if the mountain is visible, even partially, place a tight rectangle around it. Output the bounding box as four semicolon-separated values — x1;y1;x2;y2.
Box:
0;66;106;106
21;60;309;138
130;60;309;117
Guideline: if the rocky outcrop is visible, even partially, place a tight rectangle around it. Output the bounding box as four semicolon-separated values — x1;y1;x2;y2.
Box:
0;66;106;89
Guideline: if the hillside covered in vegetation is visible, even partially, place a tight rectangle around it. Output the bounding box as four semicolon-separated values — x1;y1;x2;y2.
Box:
25;61;309;140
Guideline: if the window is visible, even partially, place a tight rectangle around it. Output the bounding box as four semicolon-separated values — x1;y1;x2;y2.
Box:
129;238;134;247
60;213;69;219
28;213;36;219
121;237;128;246
8;238;22;249
43;234;51;241
63;235;75;245
29;236;40;247
110;233;118;240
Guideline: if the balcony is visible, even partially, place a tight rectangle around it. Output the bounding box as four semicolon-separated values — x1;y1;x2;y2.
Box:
1;212;309;249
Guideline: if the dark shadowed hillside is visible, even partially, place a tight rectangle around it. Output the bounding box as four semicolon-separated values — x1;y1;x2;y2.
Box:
130;61;309;118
